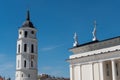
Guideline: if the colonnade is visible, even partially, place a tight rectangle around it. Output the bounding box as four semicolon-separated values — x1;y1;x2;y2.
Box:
70;59;119;80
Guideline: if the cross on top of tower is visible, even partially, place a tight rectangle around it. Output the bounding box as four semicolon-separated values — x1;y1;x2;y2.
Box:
94;20;97;28
26;10;30;21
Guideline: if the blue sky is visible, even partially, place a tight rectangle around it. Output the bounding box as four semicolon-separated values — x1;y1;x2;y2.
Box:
0;0;120;79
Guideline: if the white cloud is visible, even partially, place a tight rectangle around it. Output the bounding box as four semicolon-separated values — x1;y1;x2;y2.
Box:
40;44;64;51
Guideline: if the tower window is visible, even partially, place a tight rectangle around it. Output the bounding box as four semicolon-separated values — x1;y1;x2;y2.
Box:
24;60;26;68
18;60;19;68
18;44;20;53
31;31;34;34
21;74;23;77
19;31;22;34
31;61;33;67
28;74;30;78
24;44;27;52
24;31;28;37
31;44;34;53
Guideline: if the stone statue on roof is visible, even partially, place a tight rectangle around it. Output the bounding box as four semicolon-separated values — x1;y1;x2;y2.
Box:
73;32;79;47
92;20;97;41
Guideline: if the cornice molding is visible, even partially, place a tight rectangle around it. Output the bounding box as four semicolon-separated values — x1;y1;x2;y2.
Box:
68;50;120;64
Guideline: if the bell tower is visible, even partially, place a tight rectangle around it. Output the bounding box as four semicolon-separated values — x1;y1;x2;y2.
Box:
15;11;38;80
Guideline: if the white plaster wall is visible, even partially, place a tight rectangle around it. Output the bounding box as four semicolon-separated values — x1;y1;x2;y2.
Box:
17;40;22;54
16;42;37;71
16;27;38;80
16;70;37;80
16;55;22;69
19;28;37;39
19;39;37;54
15;71;21;80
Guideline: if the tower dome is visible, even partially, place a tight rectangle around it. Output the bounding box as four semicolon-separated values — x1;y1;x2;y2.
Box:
21;10;35;28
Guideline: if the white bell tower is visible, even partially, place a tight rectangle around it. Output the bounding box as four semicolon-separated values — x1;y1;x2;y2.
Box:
15;11;38;80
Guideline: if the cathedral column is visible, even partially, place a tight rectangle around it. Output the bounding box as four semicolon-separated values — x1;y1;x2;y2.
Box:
92;63;94;80
111;60;117;80
99;61;104;80
70;65;74;80
80;65;82;80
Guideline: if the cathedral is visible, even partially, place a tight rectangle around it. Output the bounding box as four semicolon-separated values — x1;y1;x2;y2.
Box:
15;11;38;80
67;21;120;80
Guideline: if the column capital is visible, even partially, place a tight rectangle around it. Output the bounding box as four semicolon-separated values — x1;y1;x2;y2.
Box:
70;65;73;67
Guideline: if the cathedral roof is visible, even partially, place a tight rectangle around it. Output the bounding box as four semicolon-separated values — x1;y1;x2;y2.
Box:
21;10;35;28
71;36;120;49
73;40;99;48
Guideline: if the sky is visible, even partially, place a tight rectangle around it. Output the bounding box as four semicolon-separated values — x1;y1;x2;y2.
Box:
0;0;120;79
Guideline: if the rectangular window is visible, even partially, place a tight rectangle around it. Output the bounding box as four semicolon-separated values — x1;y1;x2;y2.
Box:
24;44;27;52
31;61;33;67
18;45;20;53
24;60;26;68
24;31;28;37
28;74;30;78
31;44;34;53
21;74;23;77
18;60;19;68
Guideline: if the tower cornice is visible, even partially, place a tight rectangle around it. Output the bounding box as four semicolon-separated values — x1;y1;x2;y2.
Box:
17;38;37;41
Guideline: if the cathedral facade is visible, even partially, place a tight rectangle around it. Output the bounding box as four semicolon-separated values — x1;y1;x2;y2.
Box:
15;11;38;80
68;23;120;80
